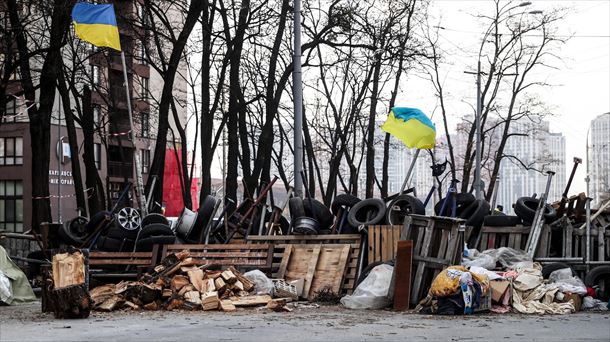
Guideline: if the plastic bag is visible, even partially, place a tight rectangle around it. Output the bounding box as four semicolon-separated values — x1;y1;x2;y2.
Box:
340;264;393;309
582;296;609;311
462;247;531;270
549;268;587;295
462;254;495;269
243;270;274;296
0;270;11;304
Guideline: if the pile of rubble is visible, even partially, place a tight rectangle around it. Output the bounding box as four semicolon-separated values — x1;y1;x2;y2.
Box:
89;251;288;312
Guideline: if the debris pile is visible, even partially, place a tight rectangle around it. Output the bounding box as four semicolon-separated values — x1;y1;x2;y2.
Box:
89;251;277;312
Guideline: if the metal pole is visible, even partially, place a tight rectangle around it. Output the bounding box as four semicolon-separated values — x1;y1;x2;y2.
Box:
293;0;303;197
57;93;62;223
120;51;147;215
525;171;554;258
399;149;420;195
474;60;483;200
585;175;591;268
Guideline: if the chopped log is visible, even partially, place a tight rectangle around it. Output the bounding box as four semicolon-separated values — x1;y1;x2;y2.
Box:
205;270;222;279
144;301;159;310
187;269;205;292
171;275;190;292
266;298;292;312
154;265;165;273
214;277;227;293
228;266;254;291
166;298;185;311
97;295;123;312
230;295;272;307
123;301;140;310
89;284;116;307
181;266;199;273
162;289;173;298
232;280;244;292
221;270;237;284
201;278;215;293
184;291;202;305
175;251;190;260
201;291;219;311
180;257;196;267
178;284;195;297
52;251;85;289
47;283;92;318
219;300;236;312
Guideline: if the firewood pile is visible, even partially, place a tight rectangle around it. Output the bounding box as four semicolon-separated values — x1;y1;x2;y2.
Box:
89;250;284;312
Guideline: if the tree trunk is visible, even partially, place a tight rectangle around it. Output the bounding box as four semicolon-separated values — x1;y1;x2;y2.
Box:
199;0;213;200
81;87;106;214
365;56;382;198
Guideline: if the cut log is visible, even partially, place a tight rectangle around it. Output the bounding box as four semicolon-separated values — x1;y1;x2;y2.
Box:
97;295;123;312
266;298;292;312
162;289;173;298
201;278;216;293
214;277;227;293
221;270;237;284
178;284;195;297
184;291;202;305
144;301;159;310
89;284;116;307
205;270;222;279
187;269;205;292
171;275;190;292
232;280;244;292
228;266;254;291
180;257;196;267
166;298;185;311
201;291;219;311
230;295;272;307
123;301;139;310
219;299;236;312
52;251;85;289
47;283;92;318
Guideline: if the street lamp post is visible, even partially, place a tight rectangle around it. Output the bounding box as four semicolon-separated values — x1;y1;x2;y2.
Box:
473;1;535;200
293;0;304;197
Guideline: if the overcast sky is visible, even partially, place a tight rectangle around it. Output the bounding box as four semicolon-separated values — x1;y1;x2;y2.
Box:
400;0;610;194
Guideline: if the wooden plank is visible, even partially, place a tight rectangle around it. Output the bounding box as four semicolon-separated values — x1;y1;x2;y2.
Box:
247;235;360;242
164;243;272;250
89;259;153;265
381;226;389;262
393;227;401;257
411;219;435;305
230;294;272;307
89;252;153;258
277;245;293;279
480;226;530;234
368;226;376;264
391;240;413;311
303;245;321;297
334;245;351;294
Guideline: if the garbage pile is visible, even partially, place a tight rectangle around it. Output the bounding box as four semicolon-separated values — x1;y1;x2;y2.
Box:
89;250;290;312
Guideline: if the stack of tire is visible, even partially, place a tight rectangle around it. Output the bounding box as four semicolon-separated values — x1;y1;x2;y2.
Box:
512;196;557;225
289;197;335;234
58;215;94;246
331;194;362;234
435;193;490;246
174;195;217;243
134;213;174;252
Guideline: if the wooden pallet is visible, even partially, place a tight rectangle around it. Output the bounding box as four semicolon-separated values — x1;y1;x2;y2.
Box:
161;244;273;270
478;225;530;251
88;247;159;281
402;215;466;305
247;234;362;294
368;225;401;264
277;244;351;299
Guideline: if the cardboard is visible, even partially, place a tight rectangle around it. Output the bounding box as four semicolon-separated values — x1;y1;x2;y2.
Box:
490;280;510;303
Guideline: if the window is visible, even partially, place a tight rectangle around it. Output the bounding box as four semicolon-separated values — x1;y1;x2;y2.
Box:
141;149;150;174
140;111;149;138
94;143;102;170
91;65;100;86
139;76;149;100
93;105;101;126
0;137;23;165
139;42;148;65
0;180;24;232
3;97;17;123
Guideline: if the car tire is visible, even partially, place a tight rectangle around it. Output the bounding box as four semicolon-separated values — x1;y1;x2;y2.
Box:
136;236;176;252
96;235;134;252
386;195;426;225
189;195;217;242
459;199;490;227
483;215;522;227
347;198;386;227
435;193;476;216
584;265;610;286
514;197;557;224
140;213;169;229
139;223;174;240
58;221;85;246
104;224;139;240
303;198;334;230
331;194;361;216
85;211;112;233
289;197;306;219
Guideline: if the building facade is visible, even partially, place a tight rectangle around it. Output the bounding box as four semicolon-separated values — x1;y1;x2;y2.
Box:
589;112;610;208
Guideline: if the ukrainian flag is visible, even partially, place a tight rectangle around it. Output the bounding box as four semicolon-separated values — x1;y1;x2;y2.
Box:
381;107;436;149
72;2;121;51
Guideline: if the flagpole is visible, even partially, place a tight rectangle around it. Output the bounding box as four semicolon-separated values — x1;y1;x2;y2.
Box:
399;148;420;195
120;51;147;215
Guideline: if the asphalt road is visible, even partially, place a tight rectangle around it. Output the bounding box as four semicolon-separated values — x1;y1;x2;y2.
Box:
0;302;609;341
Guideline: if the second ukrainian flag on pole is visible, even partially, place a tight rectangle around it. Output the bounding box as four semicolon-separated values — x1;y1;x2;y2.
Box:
72;2;121;51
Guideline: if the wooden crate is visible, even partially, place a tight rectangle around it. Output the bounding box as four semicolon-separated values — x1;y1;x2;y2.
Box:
161;244;273;270
367;225;401;264
402;215;466;305
478;225;530;251
247;234;362;294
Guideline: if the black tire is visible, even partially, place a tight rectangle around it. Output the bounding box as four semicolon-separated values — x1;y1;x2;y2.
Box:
289;197;306;219
483;215;522;227
140;213;169;229
434;193;475;216
459;199;490;227
542;263;575;279
95;235;134;252
58;221;85;246
136;236;176;252
386;195;425;225
585;265;610;286
347;198;386;227
331;194;361;216
139;223;174;240
104;224;139;240
514;197;557;224
65;216;90;239
303;198;334;230
189;195;217;242
85;211;112;233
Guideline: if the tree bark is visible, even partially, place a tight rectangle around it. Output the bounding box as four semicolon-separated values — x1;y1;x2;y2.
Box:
80;87;106;214
365;55;382;198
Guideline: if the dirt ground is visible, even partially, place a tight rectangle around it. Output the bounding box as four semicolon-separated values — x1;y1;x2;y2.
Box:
0;301;609;341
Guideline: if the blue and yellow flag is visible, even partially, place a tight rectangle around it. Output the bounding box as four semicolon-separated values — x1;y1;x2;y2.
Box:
381;107;436;149
72;3;121;51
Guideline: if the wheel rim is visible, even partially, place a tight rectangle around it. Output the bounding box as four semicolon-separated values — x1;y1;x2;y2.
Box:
116;207;141;230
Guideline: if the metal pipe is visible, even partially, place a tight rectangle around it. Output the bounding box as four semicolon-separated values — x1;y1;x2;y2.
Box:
525;171;554;258
585;175;591;269
399;149;420;195
474;60;483;200
292;0;303;197
120;51;147;215
57;92;62;223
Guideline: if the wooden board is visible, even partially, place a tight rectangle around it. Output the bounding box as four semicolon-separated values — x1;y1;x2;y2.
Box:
277;244;351;299
161;244;273;269
368;225;401;263
247;235;361;294
391;240;413;311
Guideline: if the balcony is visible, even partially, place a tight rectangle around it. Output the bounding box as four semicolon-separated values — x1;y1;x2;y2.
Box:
107;161;133;178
